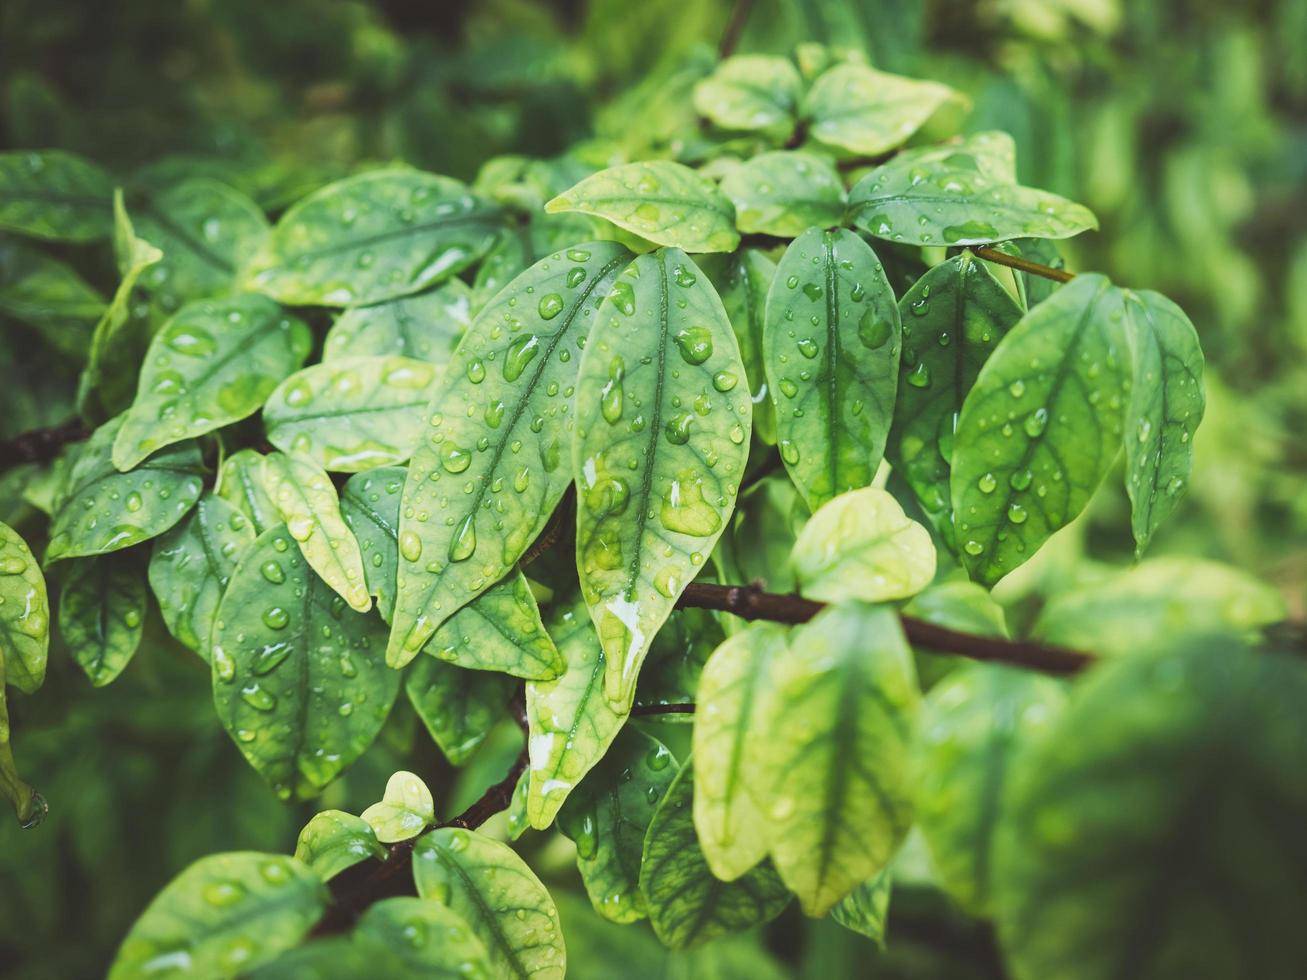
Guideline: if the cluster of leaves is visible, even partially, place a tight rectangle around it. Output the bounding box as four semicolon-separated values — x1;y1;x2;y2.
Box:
1;32;1304;980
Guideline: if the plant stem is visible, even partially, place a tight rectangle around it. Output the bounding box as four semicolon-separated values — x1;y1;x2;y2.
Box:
0;419;87;470
972;244;1076;284
718;0;755;59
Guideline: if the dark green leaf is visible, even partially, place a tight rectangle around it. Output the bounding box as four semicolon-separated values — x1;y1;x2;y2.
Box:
830;869;891;946
0;149;113;242
700;248;777;445
59;551;147;687
0;237;105;356
405;655;514;765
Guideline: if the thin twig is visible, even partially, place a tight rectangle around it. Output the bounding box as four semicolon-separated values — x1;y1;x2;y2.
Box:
0;419;87;470
972;244;1076;284
718;0;755;59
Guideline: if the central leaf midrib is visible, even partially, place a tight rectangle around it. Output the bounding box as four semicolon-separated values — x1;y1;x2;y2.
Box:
429;837;531;980
823;232;840;499
278;209;499;265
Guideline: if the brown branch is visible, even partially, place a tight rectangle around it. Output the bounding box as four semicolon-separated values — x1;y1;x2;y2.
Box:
972;244;1076;284
0;419;88;470
718;0;755;59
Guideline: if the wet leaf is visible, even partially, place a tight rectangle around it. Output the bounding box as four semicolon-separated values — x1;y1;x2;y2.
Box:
790;487;935;603
640;759;791;949
0;237;105;356
951;275;1130;586
764;227;900;509
574;247;751;706
245;169;501;306
47;416;204;562
557;728;678;924
830;869;891;946
804;63;955;156
360;770;434;842
107;852;327;980
293;810;387;881
264;356;439;472
885;252;1023;531
700;248;777;444
405;655;514;765
216;449;278;534
388;241;631;668
0;520;49;693
0;149;113;241
351;897;494;979
413;827;566;980
692;55;802;140
762;601;918;915
263;452;372;612
59;551;147;686
339;466;408;621
113;294;312;470
211;524;399;799
719;151;846;238
324;279;472;362
546;162;738;253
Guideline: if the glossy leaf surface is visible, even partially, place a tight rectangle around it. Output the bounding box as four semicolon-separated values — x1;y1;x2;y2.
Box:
0;149;112;241
701;248;777;444
719;151;845;238
324;279;472;362
804;63;953;156
293;810;387;881
59;552;147;687
405;655;514;765
0;521;49;694
216;449;278;534
692;55;802;140
360;770;434;842
0;237;104;356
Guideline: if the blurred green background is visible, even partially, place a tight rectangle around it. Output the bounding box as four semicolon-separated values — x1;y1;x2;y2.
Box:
1;0;1304;976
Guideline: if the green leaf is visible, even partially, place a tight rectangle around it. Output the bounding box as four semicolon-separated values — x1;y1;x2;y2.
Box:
803;63;954;156
0;237;105;356
211;524;400;799
216;448;278;534
245;169;501;307
525;594;627;829
112;294;312;470
0;520;49;694
558;728;678;923
640;759;791;950
149;493;255;658
700;248;777;445
406;655;514;765
413;827;566;980
107;852;327;980
830;869;891;946
388;241;632;668
340;465;407;622
0;149;113;241
1033;557;1286;657
0;660;43;827
951;275;1130;585
848;139;1098;247
360;770;435;842
546;163;739;253
719;151;846;238
691;623;787;880
352;897;495;978
323;279;472;362
58;551;147;686
914;664;1066;915
47;416;204;562
128;178;270;309
264;356;439;472
763;601;919;915
263;452;372;612
1120;289;1205;554
886;253;1022;530
790;487;936;603
691;55;803;140
992;639;1307;980
764;227;900;509
574;247;751;705
634;606;723;715
293;810;387;881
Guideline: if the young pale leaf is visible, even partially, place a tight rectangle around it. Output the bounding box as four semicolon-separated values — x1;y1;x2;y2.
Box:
951;275;1129;585
360;770;435;843
640;759;791;950
107;853;327;980
211;524;399;799
885;253;1023;529
47;416;204;562
1121;289;1205;554
764;601;919;916
701;248;777;444
691;623;788;881
557;728;679;924
0;521;49;694
245;169;501;306
764;227;900;509
804;63;954;156
216;449;278;533
719;151;846;238
406;655;514;765
830;869;891;946
263;356;439;472
848;140;1097;247
353;897;495;979
526;594;628;829
914;664;1066;915
59;552;147;687
149;494;255;658
0;149;113;241
0;237;105;356
413;827;566;980
790;487;935;603
546;163;738;253
323;279;472;362
112;294;312;470
263;452;372;612
293;810;387;881
388;241;631;668
691;55;803;140
574;248;751;705
992;639;1307;980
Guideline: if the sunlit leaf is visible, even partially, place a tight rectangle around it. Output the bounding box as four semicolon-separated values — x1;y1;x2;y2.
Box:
719;151;845;238
324;279;472;362
360;770;435;843
59;551;147;687
406;655;514;765
692;55;802;140
293;810;387;881
0;149;113;241
351;897;494;978
216;448;278;534
804;63;954;156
